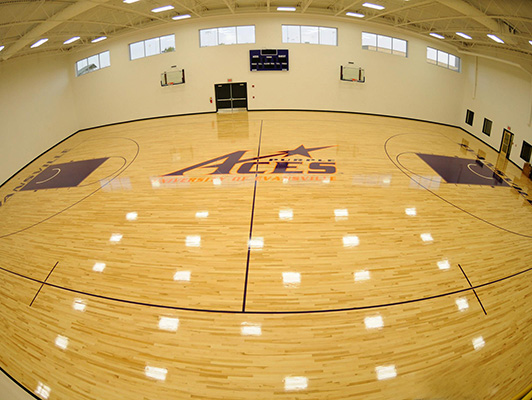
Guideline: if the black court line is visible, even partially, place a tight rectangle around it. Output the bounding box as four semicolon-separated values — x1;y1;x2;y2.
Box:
458;264;488;315
29;262;58;307
241;120;264;312
2;264;531;315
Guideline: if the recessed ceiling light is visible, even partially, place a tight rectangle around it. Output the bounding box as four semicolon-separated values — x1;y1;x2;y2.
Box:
91;36;107;43
430;33;445;40
172;14;191;20
63;36;80;45
277;6;296;11
487;34;504;44
362;2;385;10
151;5;175;12
456;32;472;40
30;38;48;48
346;12;365;18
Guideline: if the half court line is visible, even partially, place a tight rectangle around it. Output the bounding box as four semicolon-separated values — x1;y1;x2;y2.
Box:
241;120;264;312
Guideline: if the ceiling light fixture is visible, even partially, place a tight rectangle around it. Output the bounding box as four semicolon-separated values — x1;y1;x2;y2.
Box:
91;36;107;43
63;36;81;45
456;32;472;40
123;0;140;3
277;6;296;11
0;45;4;52
151;5;175;12
362;2;385;10
429;33;445;40
31;38;48;48
172;14;191;20
346;12;365;18
487;34;504;44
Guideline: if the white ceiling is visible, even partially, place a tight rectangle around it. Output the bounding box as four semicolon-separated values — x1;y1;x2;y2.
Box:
1;0;531;72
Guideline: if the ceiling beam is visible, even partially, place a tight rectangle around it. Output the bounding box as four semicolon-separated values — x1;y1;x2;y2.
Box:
301;0;314;13
221;0;235;14
334;0;363;17
365;0;435;21
436;0;517;45
1;0;113;61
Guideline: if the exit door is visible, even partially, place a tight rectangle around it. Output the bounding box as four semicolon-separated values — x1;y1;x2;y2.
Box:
214;82;248;111
500;129;514;159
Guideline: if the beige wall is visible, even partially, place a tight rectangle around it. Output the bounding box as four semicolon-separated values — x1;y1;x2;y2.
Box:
460;54;532;168
0;53;78;184
1;14;531;186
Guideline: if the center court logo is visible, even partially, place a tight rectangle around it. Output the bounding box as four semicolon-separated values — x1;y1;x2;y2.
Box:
152;145;337;186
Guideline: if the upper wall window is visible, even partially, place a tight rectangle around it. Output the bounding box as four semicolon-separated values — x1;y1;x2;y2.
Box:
362;32;407;57
130;34;175;60
76;51;110;77
199;26;255;47
282;25;337;46
427;47;461;72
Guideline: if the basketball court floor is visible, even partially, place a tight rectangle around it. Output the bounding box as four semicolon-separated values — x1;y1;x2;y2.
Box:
0;111;531;399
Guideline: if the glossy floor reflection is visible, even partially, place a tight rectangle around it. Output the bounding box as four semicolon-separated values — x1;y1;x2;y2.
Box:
0;111;531;400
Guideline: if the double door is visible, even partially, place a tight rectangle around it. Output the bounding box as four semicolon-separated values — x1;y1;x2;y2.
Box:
214;82;248;111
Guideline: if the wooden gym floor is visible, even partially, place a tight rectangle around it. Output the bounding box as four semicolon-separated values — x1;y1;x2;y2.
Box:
0;111;531;400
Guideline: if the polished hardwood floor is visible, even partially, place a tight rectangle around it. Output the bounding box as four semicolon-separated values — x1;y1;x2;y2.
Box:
0;111;531;399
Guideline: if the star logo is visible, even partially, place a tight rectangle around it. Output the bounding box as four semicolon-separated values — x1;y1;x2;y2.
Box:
283;145;335;158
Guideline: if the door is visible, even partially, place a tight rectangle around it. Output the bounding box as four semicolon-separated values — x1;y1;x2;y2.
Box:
214;83;248;111
500;129;514;160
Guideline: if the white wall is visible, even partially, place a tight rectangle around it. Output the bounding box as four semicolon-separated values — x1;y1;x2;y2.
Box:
1;14;531;186
70;14;466;130
460;54;532;168
0;53;78;184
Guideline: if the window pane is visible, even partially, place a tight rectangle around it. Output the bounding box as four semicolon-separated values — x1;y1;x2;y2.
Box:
160;35;175;52
362;32;377;49
377;35;392;53
88;54;99;71
145;38;160;57
237;26;255;44
437;50;449;67
218;26;237;45
319;27;337;46
76;58;88;76
427;47;437;64
130;41;145;60
99;51;110;68
392;38;407;56
200;28;218;47
301;26;319;44
449;54;460;71
282;25;300;43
